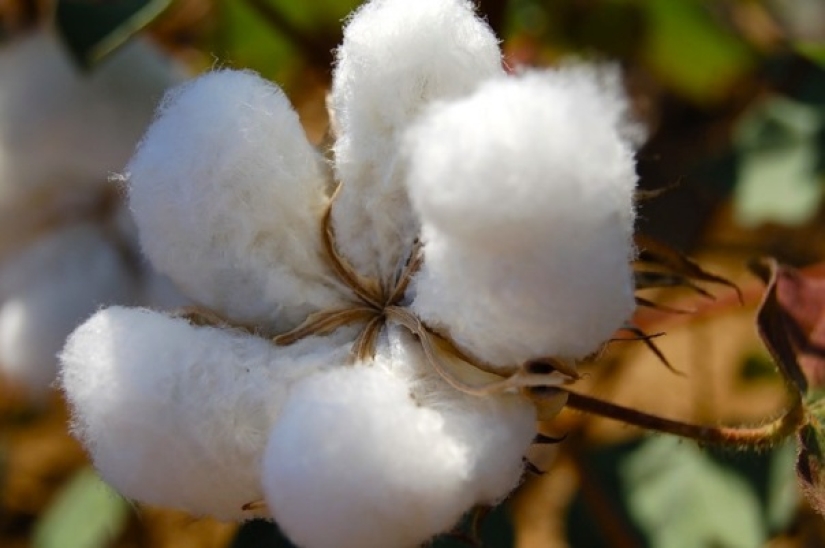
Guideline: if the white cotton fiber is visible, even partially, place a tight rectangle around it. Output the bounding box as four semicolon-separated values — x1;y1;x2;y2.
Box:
127;70;345;331
0;224;136;398
0;28;182;214
263;326;534;548
406;69;638;365
329;0;503;280
60;306;352;520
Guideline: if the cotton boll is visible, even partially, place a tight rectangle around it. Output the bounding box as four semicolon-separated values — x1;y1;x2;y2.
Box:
0;28;183;213
406;69;638;365
60;306;352;520
127;70;345;331
0;224;137;398
329;0;503;280
263;327;534;548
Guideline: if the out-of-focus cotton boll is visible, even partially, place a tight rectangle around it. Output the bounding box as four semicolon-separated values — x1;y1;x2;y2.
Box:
263;327;535;548
127;70;345;331
0;225;136;398
329;0;503;280
406;70;638;365
61;306;353;520
0;28;183;213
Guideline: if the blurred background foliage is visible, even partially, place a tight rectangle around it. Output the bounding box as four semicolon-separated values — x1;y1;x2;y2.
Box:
2;0;825;547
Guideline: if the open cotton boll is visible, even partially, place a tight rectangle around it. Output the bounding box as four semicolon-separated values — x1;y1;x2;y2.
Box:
60;306;352;520
127;70;345;331
0;28;183;210
263;327;534;548
406;70;638;365
329;0;503;279
0;224;136;398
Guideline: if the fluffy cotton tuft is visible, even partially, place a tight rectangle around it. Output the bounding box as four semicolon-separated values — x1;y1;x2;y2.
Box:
329;0;503;279
0;28;182;218
0;225;136;398
127;70;345;330
60;306;353;520
406;69;638;364
263;327;535;548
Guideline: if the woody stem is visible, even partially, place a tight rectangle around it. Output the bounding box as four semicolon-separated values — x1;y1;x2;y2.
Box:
563;388;805;450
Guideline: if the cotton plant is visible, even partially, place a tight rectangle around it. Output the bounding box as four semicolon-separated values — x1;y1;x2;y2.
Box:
0;27;186;398
59;0;639;546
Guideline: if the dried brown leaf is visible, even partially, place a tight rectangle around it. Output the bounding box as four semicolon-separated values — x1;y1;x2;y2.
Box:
752;258;825;394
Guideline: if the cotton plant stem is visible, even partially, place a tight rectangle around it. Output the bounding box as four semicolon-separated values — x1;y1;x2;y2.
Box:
563;388;805;450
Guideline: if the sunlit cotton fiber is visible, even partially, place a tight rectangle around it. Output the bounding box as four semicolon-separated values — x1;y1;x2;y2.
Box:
126;70;345;331
407;69;638;365
60;306;352;519
263;326;535;548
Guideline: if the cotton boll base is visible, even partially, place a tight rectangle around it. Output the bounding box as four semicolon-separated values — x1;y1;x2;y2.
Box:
0;225;136;399
406;69;638;365
60;307;352;520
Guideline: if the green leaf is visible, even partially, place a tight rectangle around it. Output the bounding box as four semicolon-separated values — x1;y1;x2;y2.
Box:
262;0;358;31
620;436;766;548
734;98;825;227
795;42;825;68
767;442;800;532
33;467;130;548
212;0;297;81
55;0;172;69
641;0;755;104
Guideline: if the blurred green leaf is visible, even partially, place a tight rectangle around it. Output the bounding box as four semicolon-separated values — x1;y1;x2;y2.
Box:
212;0;357;82
620;436;766;548
767;442;800;532
795;42;825;67
55;0;171;68
213;0;297;82
739;351;780;383
641;0;755;103
261;0;358;31
33;467;130;548
734;98;825;226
